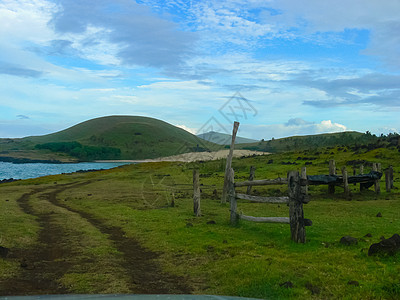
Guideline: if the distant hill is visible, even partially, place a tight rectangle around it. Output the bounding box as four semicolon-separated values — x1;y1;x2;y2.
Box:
197;131;258;145
0;116;219;161
236;131;371;153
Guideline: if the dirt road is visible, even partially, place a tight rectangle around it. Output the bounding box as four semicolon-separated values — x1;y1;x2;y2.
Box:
1;182;190;295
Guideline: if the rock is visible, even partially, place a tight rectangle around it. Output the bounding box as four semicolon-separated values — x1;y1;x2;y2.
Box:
207;220;216;225
280;281;293;288
376;212;382;217
20;259;28;268
0;246;9;258
322;242;331;248
340;236;358;246
305;282;321;295
347;280;360;286
368;234;400;256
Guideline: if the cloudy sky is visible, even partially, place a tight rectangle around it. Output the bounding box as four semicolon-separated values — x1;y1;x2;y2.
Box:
1;0;399;139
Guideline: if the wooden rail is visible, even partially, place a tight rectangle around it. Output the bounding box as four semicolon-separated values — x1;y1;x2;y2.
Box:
228;167;310;243
234;178;288;187
240;215;289;223
235;193;289;204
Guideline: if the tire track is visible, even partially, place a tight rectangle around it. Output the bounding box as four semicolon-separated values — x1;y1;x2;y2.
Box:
46;184;191;294
2;181;191;295
1;182;83;295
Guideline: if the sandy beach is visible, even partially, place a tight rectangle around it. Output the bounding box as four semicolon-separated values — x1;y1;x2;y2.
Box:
96;149;269;163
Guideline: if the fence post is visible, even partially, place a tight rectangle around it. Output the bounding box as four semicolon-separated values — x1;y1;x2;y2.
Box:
385;168;391;193
372;163;381;194
342;166;349;198
246;166;256;195
221;121;240;203
389;165;394;189
288;170;305;243
193;169;201;216
360;164;365;191
328;159;336;194
301;166;308;195
228;168;238;225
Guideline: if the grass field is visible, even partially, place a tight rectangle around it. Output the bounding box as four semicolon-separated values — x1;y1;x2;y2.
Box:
0;145;399;298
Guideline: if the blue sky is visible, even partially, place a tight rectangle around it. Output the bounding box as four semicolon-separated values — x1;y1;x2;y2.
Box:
1;0;399;139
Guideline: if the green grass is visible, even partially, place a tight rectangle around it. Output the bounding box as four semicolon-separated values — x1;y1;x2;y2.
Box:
1;145;400;298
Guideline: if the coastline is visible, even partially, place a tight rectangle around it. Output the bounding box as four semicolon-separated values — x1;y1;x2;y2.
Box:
0;149;269;166
95;149;269;163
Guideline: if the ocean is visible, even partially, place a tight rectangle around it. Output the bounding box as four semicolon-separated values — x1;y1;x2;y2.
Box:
0;161;130;181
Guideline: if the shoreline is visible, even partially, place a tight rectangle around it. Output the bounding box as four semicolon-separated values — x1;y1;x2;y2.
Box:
0;150;269;165
96;150;269;163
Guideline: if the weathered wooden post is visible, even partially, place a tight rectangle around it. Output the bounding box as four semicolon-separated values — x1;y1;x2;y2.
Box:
171;192;175;207
228;168;238;225
389;165;394;189
301;166;308;195
221;121;240;203
372;163;381;194
328;159;336;194
342;166;349;198
246;166;256;195
193;169;201;216
360;164;365;191
288;170;306;243
385;168;391;193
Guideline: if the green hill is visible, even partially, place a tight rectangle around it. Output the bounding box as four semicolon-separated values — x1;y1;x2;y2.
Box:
197;131;258;145
0;116;219;161
236;131;378;153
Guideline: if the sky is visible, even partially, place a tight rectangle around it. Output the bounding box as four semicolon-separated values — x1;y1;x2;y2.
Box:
0;0;399;140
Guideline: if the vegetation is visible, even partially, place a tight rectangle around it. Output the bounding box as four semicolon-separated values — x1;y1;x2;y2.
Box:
35;141;121;161
2;115;399;162
1;139;400;298
237;131;400;153
0;116;219;161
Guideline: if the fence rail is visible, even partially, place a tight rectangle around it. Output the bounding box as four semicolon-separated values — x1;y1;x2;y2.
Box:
234;178;288;187
235;193;289;204
239;214;290;224
228;167;309;243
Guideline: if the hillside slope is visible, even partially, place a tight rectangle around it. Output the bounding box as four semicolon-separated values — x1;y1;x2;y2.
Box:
237;131;368;153
0;116;219;161
197;131;258;145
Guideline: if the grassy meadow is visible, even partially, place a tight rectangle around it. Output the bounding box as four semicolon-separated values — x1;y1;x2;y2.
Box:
0;145;400;298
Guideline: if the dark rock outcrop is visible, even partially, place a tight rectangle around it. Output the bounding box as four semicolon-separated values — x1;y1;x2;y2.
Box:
340;236;358;246
368;234;400;256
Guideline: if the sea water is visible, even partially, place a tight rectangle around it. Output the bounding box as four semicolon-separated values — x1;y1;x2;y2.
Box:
0;161;130;180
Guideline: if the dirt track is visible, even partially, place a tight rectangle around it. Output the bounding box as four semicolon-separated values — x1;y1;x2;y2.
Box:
1;182;190;295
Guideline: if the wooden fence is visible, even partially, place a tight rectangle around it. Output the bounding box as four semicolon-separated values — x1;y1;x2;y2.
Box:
219;122;395;244
322;159;394;195
228;168;311;243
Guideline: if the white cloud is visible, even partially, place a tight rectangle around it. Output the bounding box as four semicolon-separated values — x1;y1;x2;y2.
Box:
138;80;212;90
0;0;56;43
244;118;348;140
